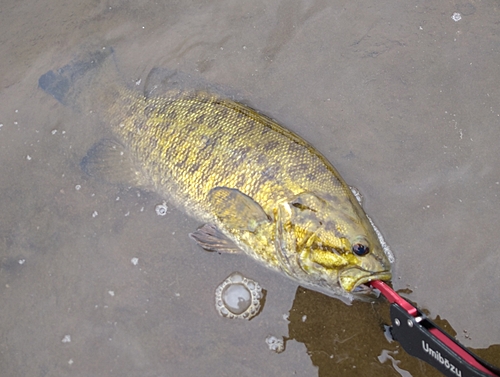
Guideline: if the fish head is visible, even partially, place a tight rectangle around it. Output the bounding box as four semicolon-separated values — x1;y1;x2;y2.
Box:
275;192;392;296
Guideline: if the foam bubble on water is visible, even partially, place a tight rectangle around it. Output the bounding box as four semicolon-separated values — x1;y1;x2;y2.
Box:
367;215;395;264
265;335;285;353
61;335;71;343
222;284;251;315
215;272;263;320
155;202;168;216
351;187;395;264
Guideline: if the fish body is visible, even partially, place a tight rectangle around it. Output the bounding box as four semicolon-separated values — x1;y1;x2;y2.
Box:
40;49;392;302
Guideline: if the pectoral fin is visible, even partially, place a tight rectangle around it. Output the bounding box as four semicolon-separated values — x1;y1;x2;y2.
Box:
208;187;270;232
189;224;242;254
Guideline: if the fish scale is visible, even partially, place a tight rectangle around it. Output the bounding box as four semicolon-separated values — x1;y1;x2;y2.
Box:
112;91;341;211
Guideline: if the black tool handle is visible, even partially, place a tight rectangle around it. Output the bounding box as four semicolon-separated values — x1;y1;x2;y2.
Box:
390;304;500;377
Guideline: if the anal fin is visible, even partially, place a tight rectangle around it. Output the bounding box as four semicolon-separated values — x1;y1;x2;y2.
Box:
81;138;141;186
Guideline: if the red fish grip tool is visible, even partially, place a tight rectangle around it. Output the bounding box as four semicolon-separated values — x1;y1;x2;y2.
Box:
369;280;500;377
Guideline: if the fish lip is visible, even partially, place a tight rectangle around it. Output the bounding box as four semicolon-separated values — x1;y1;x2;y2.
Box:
354;272;392;288
339;268;392;292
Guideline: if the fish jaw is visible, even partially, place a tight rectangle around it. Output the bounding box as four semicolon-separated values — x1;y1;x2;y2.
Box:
339;266;392;292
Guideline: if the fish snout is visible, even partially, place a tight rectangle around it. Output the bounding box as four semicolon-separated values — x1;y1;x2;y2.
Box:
338;255;392;292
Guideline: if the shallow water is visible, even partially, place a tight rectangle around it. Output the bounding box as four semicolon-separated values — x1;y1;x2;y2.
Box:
1;0;499;376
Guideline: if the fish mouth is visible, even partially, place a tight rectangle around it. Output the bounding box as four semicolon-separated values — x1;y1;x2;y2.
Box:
339;268;392;292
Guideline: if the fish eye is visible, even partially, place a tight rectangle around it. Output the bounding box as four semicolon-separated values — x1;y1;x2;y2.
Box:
352;242;370;256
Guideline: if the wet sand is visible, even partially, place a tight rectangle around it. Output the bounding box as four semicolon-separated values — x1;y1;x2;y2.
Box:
1;0;499;376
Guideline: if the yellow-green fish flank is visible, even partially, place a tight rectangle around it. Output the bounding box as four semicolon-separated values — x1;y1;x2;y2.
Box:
39;49;393;302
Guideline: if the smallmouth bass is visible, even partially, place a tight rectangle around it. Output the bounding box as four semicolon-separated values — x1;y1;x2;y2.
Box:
39;48;393;302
